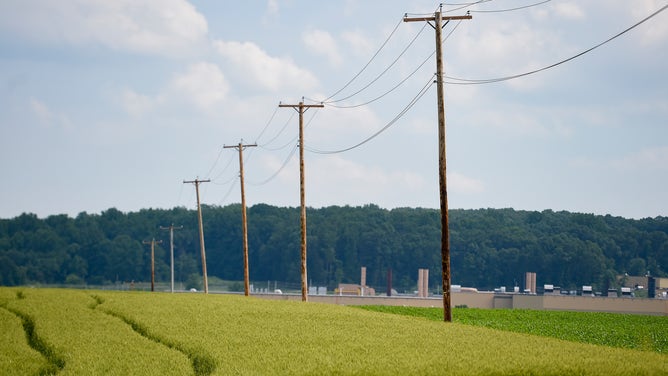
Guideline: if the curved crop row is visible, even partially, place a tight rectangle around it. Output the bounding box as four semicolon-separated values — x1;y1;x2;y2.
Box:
1;288;192;375
95;301;216;376
0;303;65;375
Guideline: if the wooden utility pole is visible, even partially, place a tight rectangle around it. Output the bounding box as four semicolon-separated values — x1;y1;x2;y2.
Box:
404;7;471;322
160;223;183;293
184;178;211;294
224;141;257;297
142;238;163;292
278;100;324;302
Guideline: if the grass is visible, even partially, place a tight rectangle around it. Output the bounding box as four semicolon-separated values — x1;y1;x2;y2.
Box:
0;288;192;375
0;287;666;375
0;307;50;375
357;305;668;353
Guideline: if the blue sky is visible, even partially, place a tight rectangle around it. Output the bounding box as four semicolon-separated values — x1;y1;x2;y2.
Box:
1;0;667;219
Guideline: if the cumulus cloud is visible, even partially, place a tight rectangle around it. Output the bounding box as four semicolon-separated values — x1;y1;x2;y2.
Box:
29;97;73;129
169;62;229;111
302;29;343;67
341;30;373;57
0;0;208;57
632;0;668;44
449;171;485;194
121;89;154;117
552;2;585;20
213;39;318;92
120;62;229;115
613;146;668;171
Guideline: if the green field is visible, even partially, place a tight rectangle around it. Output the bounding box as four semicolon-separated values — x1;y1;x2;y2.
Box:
358;305;668;353
1;288;666;375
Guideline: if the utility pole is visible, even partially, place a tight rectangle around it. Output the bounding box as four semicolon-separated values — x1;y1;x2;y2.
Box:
278;100;324;302
160;223;183;293
183;178;211;294
142;238;163;292
404;7;471;322
224;141;257;297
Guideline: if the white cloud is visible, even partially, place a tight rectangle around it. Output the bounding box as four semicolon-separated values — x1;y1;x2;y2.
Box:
449;171;484;194
310;155;426;195
552;2;585;20
632;0;668;45
214;40;318;92
302;29;343;67
29;97;73;130
341;30;373;57
121;89;154;117
0;0;208;57
263;0;280;24
169;62;229;111
120;62;229;115
613;146;668;171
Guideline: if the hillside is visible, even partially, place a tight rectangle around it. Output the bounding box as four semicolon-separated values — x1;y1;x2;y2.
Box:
1;205;666;292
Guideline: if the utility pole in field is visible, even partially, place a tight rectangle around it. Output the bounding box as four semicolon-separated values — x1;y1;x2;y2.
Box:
404;7;471;322
160;223;183;293
278;100;324;302
224;141;257;297
142;238;163;292
183;178;211;294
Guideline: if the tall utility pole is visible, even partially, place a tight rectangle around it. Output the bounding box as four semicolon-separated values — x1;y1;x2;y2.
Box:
142;238;163;292
184;178;211;294
278;100;324;302
404;7;471;322
160;223;183;293
224;141;257;297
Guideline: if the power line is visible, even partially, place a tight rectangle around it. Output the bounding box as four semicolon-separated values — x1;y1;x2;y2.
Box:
443;0;492;14
320;16;405;102
257;111;296;150
321;19;463;110
248;143;298;186
307;74;435;154
446;3;668;85
469;0;551;13
254;105;280;144
320;20;429;105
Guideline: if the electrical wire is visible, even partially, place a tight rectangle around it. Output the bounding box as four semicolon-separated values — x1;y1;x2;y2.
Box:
320;20;429;105
248;143;299;186
324;20;462;109
258;111;295;149
209;152;235;182
469;0;551;13
307;74;435;155
443;0;493;14
445;3;668;85
254;105;280;144
320;16;405;103
203;147;224;179
217;179;238;206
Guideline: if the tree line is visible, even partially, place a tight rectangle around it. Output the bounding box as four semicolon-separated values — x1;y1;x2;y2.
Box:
1;204;666;293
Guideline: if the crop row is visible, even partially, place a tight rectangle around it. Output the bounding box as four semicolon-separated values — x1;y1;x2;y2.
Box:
0;287;666;375
358;305;668;353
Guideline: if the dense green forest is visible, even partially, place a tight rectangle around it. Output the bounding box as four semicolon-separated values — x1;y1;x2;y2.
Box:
1;205;666;293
